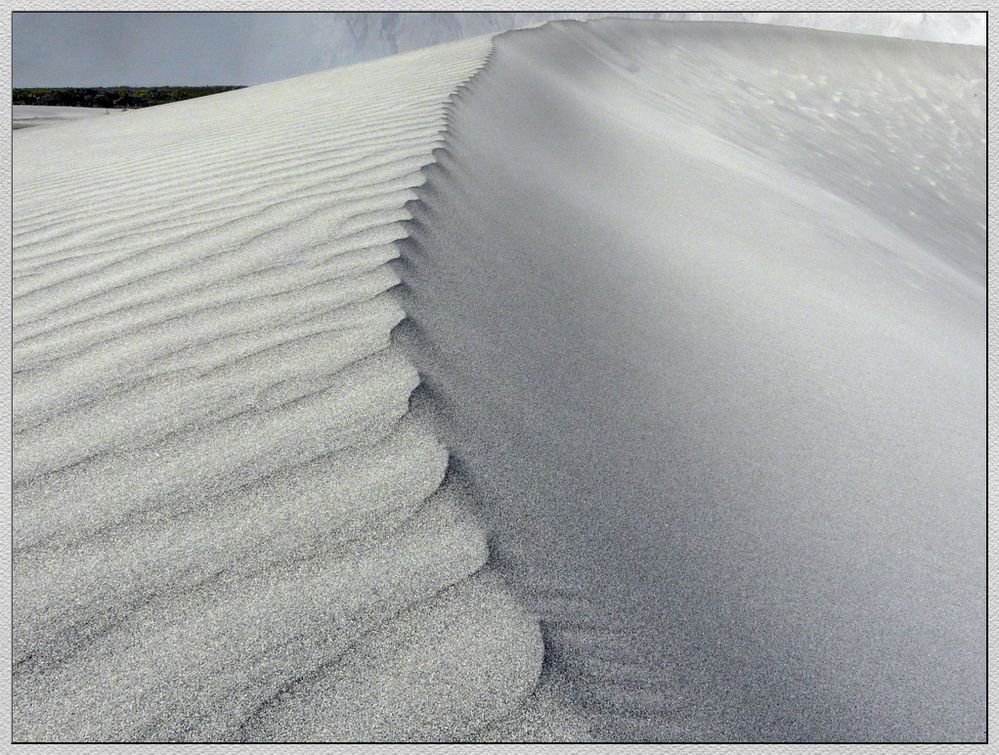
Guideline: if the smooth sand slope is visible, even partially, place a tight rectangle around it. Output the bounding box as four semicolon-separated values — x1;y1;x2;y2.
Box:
12;105;121;129
396;20;985;742
13;35;584;742
13;19;985;743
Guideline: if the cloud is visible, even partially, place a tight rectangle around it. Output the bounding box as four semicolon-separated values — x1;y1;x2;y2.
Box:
13;12;985;88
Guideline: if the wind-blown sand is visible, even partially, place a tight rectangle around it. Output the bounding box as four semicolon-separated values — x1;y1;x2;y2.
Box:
13;19;985;743
13;34;581;742
12;105;121;129
398;20;984;742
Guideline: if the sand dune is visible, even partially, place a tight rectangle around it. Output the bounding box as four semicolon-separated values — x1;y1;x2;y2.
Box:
13;19;984;743
396;19;985;742
13;34;582;742
12;105;121;130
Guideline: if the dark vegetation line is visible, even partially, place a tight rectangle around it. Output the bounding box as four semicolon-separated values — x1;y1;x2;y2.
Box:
13;86;246;109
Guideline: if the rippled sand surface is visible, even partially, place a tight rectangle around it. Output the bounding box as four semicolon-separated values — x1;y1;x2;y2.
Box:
13;19;985;743
13;34;585;743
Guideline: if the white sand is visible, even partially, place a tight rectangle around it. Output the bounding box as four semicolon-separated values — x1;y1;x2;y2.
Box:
13;18;985;743
13;35;581;742
12;104;121;129
396;19;985;742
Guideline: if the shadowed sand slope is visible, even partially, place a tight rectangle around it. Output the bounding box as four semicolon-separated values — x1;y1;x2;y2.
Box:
396;20;985;742
12;35;588;742
12;18;985;744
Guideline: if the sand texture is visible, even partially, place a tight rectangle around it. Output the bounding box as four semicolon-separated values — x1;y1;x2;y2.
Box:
12;34;575;742
396;20;985;742
13;18;985;743
12;105;122;130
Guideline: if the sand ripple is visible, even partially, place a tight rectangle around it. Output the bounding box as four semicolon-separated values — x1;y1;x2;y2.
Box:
13;34;559;742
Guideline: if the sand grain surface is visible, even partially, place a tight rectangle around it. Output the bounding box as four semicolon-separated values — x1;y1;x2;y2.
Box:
12;105;121;129
397;19;985;742
13;34;572;743
12;18;985;743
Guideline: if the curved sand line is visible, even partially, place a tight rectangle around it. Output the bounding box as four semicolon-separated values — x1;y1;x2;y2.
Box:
13;18;985;743
13;35;579;742
395;19;985;742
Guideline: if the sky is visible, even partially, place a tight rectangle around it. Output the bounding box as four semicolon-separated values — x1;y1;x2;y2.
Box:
13;12;986;88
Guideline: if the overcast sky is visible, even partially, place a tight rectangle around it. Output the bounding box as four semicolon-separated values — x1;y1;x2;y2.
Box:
13;12;986;88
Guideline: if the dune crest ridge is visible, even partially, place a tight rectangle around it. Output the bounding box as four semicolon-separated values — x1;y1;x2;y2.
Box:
395;18;985;742
13;33;579;742
13;17;985;743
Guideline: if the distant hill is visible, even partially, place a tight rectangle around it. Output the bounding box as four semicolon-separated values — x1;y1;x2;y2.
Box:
13;86;245;109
